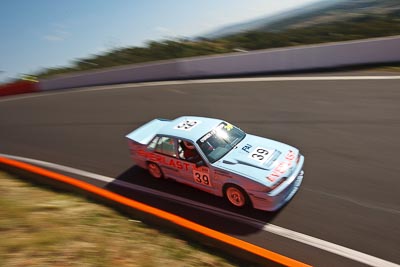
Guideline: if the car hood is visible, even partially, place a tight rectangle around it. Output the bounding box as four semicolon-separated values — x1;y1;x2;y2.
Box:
213;134;300;187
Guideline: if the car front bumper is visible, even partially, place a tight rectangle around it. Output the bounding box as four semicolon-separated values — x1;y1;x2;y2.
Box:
248;155;305;211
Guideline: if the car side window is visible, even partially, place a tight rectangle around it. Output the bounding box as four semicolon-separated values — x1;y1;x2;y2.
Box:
147;136;159;150
178;139;201;163
154;136;177;157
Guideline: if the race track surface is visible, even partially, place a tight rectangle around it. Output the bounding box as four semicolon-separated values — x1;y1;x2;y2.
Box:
1;75;399;266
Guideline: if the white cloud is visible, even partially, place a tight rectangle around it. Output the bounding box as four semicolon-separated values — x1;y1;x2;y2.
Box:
43;24;70;42
154;26;178;38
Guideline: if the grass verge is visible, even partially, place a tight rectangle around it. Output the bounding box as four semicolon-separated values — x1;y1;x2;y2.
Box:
0;171;244;267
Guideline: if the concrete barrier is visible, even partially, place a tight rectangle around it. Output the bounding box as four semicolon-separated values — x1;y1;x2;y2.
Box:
179;36;400;76
40;60;182;91
37;35;400;91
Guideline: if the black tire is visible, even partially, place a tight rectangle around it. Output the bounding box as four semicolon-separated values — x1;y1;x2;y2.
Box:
223;184;250;208
147;162;163;179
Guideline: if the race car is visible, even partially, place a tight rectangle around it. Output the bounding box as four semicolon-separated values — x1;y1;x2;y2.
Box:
126;116;304;211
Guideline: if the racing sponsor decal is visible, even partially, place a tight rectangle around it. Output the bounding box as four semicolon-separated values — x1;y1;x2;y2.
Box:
174;119;200;131
138;150;191;171
138;149;213;186
199;122;228;143
223;123;234;131
266;150;296;182
193;166;212;187
285;150;296;161
242;144;252;153
267;161;291;182
248;147;274;164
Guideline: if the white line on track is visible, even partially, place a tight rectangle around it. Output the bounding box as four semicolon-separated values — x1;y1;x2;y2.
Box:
1;153;399;267
1;75;400;103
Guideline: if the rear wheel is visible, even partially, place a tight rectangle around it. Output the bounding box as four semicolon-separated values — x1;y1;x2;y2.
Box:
147;162;163;179
224;184;249;208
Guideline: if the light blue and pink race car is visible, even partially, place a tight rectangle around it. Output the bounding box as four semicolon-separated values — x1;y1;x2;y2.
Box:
126;116;304;211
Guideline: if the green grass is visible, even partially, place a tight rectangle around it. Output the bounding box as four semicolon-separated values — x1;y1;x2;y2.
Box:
0;171;243;267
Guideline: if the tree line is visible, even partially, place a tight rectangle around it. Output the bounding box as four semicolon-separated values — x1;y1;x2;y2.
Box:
36;12;400;79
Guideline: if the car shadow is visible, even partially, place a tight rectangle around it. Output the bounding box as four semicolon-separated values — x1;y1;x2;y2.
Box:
104;165;284;236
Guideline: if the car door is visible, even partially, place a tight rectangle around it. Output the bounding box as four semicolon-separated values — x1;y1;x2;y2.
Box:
147;136;217;194
176;139;217;194
148;135;181;179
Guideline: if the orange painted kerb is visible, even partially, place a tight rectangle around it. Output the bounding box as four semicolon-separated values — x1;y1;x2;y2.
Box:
0;156;311;267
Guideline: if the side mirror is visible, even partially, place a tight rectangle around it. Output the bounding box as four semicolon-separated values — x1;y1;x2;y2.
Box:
195;160;205;168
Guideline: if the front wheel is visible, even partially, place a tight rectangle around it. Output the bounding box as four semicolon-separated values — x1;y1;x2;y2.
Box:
224;184;249;208
147;162;163;179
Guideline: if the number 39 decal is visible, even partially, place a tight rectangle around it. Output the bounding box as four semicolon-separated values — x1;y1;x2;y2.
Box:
193;168;212;187
249;147;274;164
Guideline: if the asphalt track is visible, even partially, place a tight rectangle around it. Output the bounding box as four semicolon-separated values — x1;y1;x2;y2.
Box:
1;74;399;266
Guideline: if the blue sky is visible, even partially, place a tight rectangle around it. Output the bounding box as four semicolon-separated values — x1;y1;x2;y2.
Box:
0;0;324;82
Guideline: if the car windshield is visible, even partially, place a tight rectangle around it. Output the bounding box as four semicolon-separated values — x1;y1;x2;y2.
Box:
197;122;246;163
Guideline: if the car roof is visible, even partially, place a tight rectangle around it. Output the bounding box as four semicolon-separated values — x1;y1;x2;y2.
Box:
158;116;223;142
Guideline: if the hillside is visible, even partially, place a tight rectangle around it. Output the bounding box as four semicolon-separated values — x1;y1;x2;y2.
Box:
203;0;400;38
201;0;341;39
